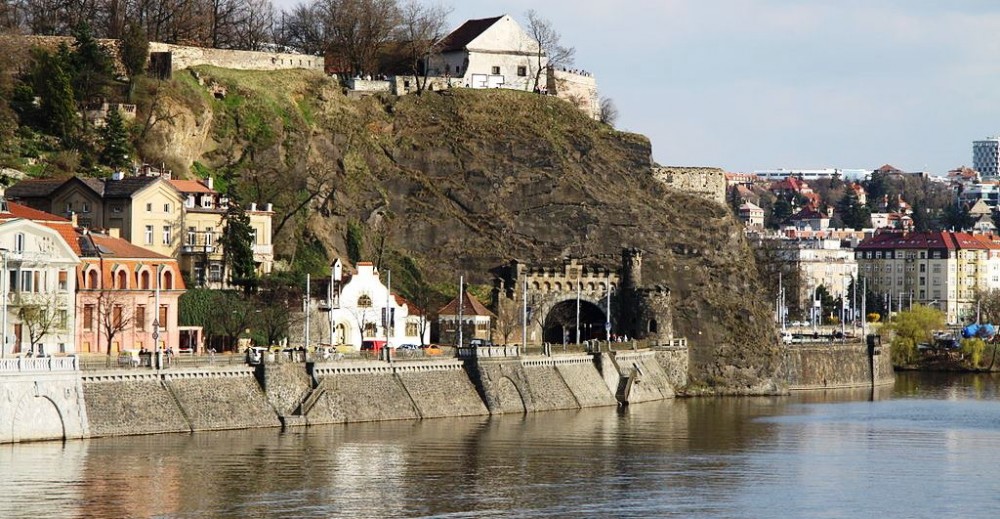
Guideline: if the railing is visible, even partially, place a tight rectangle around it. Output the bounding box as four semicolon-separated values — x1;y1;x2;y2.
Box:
77;353;246;371
0;356;78;373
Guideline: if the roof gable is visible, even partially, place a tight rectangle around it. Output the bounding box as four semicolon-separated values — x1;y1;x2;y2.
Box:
0;219;81;262
437;15;505;52
438;291;496;318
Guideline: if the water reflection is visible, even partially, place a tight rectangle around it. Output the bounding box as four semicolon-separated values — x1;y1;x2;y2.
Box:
2;373;1000;518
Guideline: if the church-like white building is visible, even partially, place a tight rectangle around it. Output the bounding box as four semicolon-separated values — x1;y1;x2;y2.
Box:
327;260;428;349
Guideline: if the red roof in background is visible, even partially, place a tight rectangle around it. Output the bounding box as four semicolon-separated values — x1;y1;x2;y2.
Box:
394;294;421;315
875;164;902;173
0;201;69;222
83;232;172;259
169;179;214;194
791;207;827;220
438;291;496;318
43;222;82;255
857;231;1000;251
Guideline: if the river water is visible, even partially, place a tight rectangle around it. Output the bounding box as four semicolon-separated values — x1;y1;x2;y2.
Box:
4;372;1000;518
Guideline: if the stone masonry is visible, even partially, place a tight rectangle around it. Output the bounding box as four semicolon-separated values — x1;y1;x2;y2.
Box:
653;166;727;205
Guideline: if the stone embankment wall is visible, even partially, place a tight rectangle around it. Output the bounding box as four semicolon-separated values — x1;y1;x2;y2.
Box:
613;351;676;403
394;361;489;418
785;342;894;390
258;363;313;416
654;347;690;392
0;358;89;444
307;363;421;424
83;367;277;438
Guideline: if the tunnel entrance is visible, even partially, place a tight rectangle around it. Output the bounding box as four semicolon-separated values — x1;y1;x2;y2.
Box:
542;300;607;344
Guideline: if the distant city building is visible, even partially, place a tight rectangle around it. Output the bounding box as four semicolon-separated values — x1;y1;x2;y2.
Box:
326;261;428;349
855;231;1000;324
757;237;857;320
753;168;871;182
739;202;765;228
973;137;1000;179
438;290;496;346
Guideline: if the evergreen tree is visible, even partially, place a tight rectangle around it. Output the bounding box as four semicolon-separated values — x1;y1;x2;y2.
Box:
943;202;973;231
99;108;130;169
836;189;872;230
220;189;259;294
33;49;78;143
120;22;149;101
768;197;793;228
70;22;114;110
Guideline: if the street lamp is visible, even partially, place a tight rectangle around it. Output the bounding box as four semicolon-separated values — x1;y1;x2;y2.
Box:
0;247;7;359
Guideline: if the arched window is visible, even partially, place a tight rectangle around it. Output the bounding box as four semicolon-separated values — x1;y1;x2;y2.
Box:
543;282;550;292
87;269;98;289
163;270;174;290
357;294;372;308
532;282;540;291
554;282;562;291
588;282;596;291
648;320;658;334
140;270;151;290
335;324;347;344
116;270;127;289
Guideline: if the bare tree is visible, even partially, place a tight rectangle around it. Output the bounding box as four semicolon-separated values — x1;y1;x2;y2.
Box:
525;9;574;91
15;293;61;355
311;0;401;77
396;0;451;93
95;289;133;355
599;96;618;126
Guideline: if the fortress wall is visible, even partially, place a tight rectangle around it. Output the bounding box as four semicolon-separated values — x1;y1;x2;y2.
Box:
548;69;599;120
306;364;420;424
163;368;280;431
785;342;894;390
395;361;488;418
82;373;190;437
653;167;727;205
148;42;324;72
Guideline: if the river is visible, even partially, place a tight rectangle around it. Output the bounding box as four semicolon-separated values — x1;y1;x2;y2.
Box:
3;372;1000;518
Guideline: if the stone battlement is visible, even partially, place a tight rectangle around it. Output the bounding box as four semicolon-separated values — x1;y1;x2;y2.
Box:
653;166;727;205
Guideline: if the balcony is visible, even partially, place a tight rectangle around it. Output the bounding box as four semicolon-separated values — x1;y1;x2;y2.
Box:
253;244;273;256
182;244;215;254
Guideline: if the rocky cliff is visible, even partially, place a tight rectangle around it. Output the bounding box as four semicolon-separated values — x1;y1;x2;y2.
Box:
146;67;782;393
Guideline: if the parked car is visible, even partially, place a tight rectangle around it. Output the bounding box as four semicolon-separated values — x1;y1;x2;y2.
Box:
361;340;388;352
422;345;444;356
399;343;420;350
117;349;141;367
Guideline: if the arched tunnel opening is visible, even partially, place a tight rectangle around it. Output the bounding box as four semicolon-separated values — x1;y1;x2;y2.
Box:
542;300;607;344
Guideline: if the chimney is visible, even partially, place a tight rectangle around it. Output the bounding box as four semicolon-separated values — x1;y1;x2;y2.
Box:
265;203;273;212
108;227;120;239
249;202;257;211
70;212;78;227
206;176;214;190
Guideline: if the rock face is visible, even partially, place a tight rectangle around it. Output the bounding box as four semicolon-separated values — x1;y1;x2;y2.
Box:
152;67;783;393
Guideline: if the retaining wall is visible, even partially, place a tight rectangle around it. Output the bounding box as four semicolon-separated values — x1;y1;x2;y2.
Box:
613;351;676;403
82;373;189;437
394;361;488;418
163;368;279;431
785;342;894;390
258;363;312;416
306;363;420;424
654;348;690;391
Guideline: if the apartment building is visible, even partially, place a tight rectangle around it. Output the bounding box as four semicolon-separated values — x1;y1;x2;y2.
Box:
855;231;1000;324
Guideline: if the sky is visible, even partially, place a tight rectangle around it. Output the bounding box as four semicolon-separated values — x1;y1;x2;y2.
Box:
273;0;1000;174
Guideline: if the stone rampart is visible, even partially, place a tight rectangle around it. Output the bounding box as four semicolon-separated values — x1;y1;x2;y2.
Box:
148;42;324;72
653;166;727;205
547;69;599;120
785;341;894;390
163;368;279;431
654;347;690;392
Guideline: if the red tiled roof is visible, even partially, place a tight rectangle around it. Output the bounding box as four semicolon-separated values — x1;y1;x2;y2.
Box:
438;291;496;318
82;231;171;259
856;231;1000;251
44;222;82;255
169;179;214;194
0;201;69;222
791;207;826;220
875;164;902;173
394;294;421;315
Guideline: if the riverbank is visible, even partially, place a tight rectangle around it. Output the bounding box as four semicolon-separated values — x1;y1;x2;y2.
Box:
0;340;892;444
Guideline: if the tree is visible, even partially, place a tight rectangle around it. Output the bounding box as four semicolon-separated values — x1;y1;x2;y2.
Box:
120;21;149;100
889;304;945;367
95;290;133;355
525;10;574;91
220;190;259;294
100;108;131;169
396;0;451;93
598;96;618;126
942;202;973;231
27;47;78;142
836;189;871;230
768;197;793;228
15;294;61;354
69;22;114;109
311;0;402;77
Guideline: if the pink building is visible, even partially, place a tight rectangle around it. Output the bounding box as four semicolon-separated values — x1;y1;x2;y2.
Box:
74;229;186;354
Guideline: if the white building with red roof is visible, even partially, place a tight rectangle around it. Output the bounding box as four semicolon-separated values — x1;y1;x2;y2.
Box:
855;231;1000;323
0;200;80;356
326;260;428;349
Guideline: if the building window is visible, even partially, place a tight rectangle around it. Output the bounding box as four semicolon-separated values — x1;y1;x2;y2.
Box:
164;203;171;212
250;228;258;244
358;294;372;308
87;269;98;289
517;66;527;77
82;202;90;213
112;305;123;328
145;225;154;245
162;225;171;245
163;270;173;290
187;227;196;245
208;264;222;282
146;203;152;212
112;206;123;213
205;227;214;246
185;196;195;208
58;270;68;291
57;309;68;329
65;202;72;213
364;322;377;336
136;305;146;331
140;270;150;290
159;306;168;329
491;66;500;75
83;305;94;331
116;269;127;289
14;232;24;253
406;322;419;336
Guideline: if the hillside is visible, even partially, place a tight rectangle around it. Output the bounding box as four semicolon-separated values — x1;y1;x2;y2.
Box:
128;67;781;393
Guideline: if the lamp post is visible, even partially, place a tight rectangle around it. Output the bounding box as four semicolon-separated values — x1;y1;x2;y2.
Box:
0;247;7;359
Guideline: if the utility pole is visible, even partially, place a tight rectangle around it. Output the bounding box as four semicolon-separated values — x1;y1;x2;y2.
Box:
522;279;527;352
304;273;310;349
457;276;463;349
575;280;581;345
